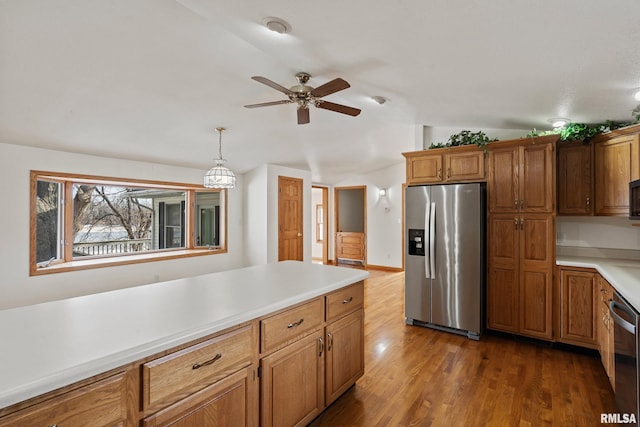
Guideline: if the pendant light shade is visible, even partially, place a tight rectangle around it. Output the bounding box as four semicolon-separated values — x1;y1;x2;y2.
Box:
204;127;236;189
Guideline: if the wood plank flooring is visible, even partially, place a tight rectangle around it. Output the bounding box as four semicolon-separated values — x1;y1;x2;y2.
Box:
309;270;617;426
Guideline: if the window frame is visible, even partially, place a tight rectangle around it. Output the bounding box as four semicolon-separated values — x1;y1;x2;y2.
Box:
30;170;228;276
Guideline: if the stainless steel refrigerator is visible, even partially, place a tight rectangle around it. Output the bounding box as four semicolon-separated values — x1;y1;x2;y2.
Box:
405;183;486;339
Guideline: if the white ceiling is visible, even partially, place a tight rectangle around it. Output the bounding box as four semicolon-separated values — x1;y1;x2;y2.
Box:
1;0;640;183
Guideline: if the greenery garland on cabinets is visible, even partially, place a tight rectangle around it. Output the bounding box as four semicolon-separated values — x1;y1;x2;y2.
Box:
527;104;640;143
428;130;498;149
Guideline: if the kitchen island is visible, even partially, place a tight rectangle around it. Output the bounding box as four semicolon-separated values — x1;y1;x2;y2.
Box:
0;261;368;426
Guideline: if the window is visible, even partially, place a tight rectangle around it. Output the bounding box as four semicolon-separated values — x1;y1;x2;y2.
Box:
30;171;227;275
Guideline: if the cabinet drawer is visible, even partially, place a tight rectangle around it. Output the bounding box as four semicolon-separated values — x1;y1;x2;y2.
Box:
326;282;364;323
261;298;323;354
142;324;253;409
0;372;126;427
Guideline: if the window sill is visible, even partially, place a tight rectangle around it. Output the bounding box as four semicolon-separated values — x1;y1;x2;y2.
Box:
30;248;226;276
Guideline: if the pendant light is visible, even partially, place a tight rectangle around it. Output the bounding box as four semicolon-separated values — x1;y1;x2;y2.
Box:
204;127;236;189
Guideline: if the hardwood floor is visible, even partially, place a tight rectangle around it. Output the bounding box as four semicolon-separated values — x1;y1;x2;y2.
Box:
310;270;617;426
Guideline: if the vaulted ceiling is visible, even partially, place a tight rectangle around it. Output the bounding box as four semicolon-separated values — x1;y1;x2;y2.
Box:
1;0;639;183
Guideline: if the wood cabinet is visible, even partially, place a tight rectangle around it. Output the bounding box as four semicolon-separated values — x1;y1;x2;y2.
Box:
0;372;127;427
558;268;598;348
557;142;594;215
261;332;325;427
324;283;364;406
488;138;555;213
260;282;365;427
594;134;640;215
142;367;255;427
486;136;557;341
403;145;486;185
597;275;615;389
487;214;554;339
142;324;254;411
336;231;365;264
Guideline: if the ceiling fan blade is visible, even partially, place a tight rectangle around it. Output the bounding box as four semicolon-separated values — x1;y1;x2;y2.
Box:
244;100;292;108
251;76;294;95
310;78;350;98
316;101;361;117
297;107;310;125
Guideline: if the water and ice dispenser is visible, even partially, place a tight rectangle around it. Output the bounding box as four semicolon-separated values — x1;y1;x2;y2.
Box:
408;229;425;256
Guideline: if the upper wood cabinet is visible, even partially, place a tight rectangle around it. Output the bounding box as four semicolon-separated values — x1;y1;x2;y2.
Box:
594;134;640;215
557;142;594;215
403;145;486;185
487;137;556;214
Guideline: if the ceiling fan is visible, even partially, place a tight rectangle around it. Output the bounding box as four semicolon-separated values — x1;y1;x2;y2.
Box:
244;72;361;125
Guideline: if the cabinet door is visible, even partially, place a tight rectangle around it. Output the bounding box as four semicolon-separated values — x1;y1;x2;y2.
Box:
325;309;364;406
487;214;520;333
445;150;486;181
0;373;126;427
519;143;554;213
559;269;597;347
142;367;256;427
518;215;554;340
407;153;443;184
595;134;640;215
261;333;324;427
488;146;519;213
557;143;594;215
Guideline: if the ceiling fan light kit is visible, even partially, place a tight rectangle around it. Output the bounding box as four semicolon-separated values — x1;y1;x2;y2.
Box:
244;72;361;124
204;127;236;189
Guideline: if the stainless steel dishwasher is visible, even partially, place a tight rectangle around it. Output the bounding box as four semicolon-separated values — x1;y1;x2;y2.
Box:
610;291;639;425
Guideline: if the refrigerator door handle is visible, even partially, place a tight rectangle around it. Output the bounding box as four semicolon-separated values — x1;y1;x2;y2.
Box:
424;201;431;279
429;202;436;279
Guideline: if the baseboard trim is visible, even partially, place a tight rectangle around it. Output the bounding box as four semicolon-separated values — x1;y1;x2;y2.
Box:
366;264;404;272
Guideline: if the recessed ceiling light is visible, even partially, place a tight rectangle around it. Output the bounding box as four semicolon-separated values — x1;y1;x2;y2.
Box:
262;17;291;34
371;96;387;105
547;117;570;128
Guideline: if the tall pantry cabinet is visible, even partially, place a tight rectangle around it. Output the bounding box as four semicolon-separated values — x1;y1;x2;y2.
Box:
486;135;558;340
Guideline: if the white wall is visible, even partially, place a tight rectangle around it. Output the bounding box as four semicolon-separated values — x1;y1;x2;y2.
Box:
0;142;245;309
334;161;405;269
557;216;640;250
243;163;312;265
243;165;268;266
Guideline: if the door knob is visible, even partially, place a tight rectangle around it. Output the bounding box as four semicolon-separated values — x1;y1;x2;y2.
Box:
297;232;302;237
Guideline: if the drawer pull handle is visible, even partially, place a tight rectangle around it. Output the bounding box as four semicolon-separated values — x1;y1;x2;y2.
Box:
342;297;353;304
192;353;222;370
287;318;304;329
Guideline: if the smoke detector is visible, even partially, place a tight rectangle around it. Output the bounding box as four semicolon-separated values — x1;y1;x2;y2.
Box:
262;17;292;34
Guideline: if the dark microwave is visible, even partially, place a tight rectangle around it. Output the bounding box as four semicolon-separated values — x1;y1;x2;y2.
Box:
631;179;640;219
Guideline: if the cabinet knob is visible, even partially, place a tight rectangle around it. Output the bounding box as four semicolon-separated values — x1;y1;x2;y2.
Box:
586;197;591;206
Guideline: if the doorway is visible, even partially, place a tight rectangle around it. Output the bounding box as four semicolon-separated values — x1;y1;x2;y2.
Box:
312;186;328;264
278;176;303;261
334;186;366;267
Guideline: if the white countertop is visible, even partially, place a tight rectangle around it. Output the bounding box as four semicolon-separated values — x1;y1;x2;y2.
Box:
557;255;640;311
0;261;369;409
